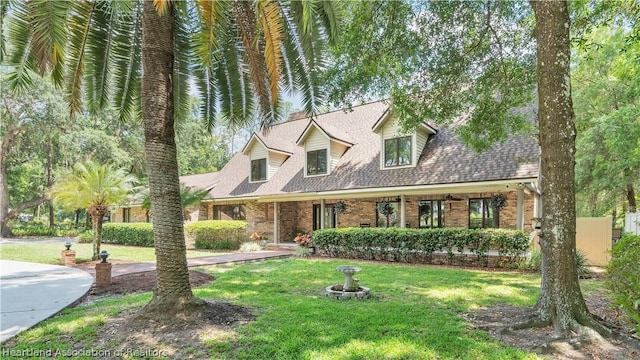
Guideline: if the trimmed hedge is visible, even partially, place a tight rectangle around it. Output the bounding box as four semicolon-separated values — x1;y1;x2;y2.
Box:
606;234;640;333
102;223;155;247
185;220;247;250
313;227;529;267
9;222;87;237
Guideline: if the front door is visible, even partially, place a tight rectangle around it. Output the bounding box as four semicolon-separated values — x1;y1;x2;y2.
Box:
313;204;337;230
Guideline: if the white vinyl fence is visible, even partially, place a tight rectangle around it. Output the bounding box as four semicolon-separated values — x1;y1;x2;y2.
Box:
625;212;640;235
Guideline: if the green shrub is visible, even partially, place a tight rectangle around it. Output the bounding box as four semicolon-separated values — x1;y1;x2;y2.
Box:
102;223;154;247
8;221;87;237
78;230;93;243
313;227;529;267
606;234;640;333
185;220;247;250
294;246;311;258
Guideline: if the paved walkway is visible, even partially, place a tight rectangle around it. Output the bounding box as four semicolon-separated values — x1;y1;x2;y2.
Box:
0;260;94;344
0;236;77;245
82;250;294;277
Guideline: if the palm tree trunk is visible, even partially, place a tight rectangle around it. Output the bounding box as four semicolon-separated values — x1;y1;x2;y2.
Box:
91;213;100;260
89;205;107;260
141;0;200;315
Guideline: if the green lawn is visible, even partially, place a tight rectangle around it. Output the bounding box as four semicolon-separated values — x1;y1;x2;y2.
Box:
0;258;577;359
0;242;221;264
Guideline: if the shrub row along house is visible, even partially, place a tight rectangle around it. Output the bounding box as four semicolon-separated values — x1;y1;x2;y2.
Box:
114;101;540;243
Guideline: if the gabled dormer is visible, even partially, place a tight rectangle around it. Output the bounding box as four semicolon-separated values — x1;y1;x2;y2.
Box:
372;110;437;169
296;120;353;177
242;134;292;183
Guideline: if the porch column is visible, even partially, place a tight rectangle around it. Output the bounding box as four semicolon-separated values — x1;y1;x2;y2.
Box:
516;187;524;230
320;199;326;229
273;202;279;243
400;195;406;228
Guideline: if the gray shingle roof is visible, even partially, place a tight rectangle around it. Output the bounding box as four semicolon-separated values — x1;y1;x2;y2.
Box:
205;101;539;200
180;171;220;191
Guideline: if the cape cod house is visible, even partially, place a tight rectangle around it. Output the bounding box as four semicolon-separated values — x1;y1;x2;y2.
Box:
193;101;541;243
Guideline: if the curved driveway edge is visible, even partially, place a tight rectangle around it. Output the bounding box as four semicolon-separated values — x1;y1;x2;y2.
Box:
0;260;94;344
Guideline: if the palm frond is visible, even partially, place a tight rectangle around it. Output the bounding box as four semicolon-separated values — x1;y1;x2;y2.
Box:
281;5;319;114
65;0;97;117
0;0;9;62
215;33;250;125
85;1;125;113
319;0;341;45
5;1;36;92
173;1;192;123
193;0;227;68
194;66;219;131
257;0;285;108
153;0;170;16
26;0;68;85
112;0;143;122
232;1;273;121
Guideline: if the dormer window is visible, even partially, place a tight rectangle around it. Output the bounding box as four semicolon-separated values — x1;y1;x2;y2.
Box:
306;149;327;175
251;158;267;181
384;136;411;167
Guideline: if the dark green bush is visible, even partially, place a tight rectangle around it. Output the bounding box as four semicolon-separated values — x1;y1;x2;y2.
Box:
102;223;154;247
185;220;247;250
606;234;640;333
313;227;529;267
8;221;87;237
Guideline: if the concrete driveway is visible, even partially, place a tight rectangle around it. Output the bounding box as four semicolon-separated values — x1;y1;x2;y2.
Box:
0;260;94;344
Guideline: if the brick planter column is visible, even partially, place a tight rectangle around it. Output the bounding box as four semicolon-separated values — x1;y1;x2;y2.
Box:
95;262;112;287
60;250;76;266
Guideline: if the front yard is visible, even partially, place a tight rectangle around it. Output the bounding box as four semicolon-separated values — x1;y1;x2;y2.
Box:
2;258;633;359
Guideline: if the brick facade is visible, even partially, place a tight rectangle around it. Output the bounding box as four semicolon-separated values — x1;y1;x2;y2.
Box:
113;190;535;243
110;206;148;223
209;190;535;242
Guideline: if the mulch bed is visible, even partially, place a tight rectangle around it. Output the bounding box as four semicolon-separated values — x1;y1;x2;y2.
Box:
89;270;215;295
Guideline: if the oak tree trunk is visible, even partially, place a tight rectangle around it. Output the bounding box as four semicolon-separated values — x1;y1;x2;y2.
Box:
141;0;200;314
531;1;595;337
0;167;11;238
1;132;14;238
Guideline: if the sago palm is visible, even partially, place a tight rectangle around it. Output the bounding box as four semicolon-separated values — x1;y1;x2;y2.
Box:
50;161;136;260
4;0;341;316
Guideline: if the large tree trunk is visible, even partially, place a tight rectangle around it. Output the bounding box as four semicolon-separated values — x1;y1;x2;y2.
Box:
530;1;597;337
141;0;200;315
0;160;11;238
1;132;15;238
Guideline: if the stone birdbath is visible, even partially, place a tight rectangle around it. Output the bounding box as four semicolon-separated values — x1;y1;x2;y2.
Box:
336;265;361;291
325;265;370;300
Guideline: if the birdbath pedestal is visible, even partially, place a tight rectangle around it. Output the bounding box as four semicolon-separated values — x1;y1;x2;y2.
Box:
336;265;361;292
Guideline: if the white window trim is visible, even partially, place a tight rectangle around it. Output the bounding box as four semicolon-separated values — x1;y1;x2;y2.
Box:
249;157;268;183
381;134;417;169
305;148;329;177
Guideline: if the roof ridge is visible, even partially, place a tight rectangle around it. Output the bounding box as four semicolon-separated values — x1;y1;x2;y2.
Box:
268;99;390;129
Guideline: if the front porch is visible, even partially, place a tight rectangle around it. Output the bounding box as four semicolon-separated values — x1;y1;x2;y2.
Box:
201;184;538;244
